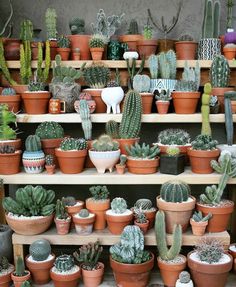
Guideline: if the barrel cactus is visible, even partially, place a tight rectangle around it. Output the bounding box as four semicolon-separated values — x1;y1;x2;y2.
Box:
160;180;191;202
54;254;75;272
63;196;77;206
25;135;42;152
2;87;16;95
89;34;106;48
29;239;51;261
105;120;120;139
83;64;110;89
35;122;64;139
179;271;191;284
92;134;119;151
79;100;92;140
210;55;230;88
111;197;127;214
79;209;89;218
134;199;153;210
60;137;87;151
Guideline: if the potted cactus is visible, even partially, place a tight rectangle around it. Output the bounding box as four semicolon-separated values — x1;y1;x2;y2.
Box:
196;151;235;232
175;34;198;60
89;134;120;173
175;271;194;287
63;196;84;221
155;211;186;287
155;89;172;114
55;199;71;235
22;135;45;174
0;145;21;175
190;211;212;236
56;35;71;60
115;154;127;174
223;43;236;60
45;154;56;174
11;257;30;287
86;185;110;230
89;34;106;60
0;256;14;287
156;180;196;233
188;238;233;287
133;209;149;234
126;142;160;174
110;225;154;287
160;146;185;175
2;185;55;235
133;199;157;229
137;21;157;58
0;87;21;113
187;134;220;174
72;208;95;235
73;240;104;287
55;137;87;174
50;254;81;287
105;197;133;235
26;239;55;285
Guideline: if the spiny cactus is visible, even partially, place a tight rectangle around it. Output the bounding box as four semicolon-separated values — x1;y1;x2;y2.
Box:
89;185;109;200
202;0;220;38
92;134;119;152
0;145;15;154
126;142;160;159
45;154;54;166
210;55;230;88
192;211;212;222
15;256;26;276
179;35;194;41
157;129;191;146
126;57;145;89
79;100;92;140
105;120;120;139
62;196;77;207
160;180;191;203
143;23;152;40
83;64;110;89
89;34;106;48
0;256;9;272
60;137;87;151
201;83;212;136
29;239;51;261
0;104;17;140
158;50;177;79
174;80;198;92
28;79;45;92
127;19;139;34
45;8;57;40
134;211;147;223
134;199;153;211
20;281;32;287
182;60;200;89
166;146;180;156
35;121;64;139
119;154;127;166
37;40;51;83
55;199;69;220
148;54;158;79
57;35;70;48
25;135;42;152
2;185;55;217
133;75;151;93
20;40;32;85
155;90;172;101
69;17;85;35
2;87;16;95
179;271;191;284
111;197;127;214
155;211;182;261
54;255;75;272
191;134;218;150
79;208;90;218
20;19;33;42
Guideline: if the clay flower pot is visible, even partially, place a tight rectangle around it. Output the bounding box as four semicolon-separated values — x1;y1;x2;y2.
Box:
55;216;71;235
175;41;198;60
50;265;81;287
5;213;54;235
144;208;157;229
157;255;187;287
116;164;126;174
56;48;71;60
86;198;110;230
26;254;55;285
156;196;196;234
0;139;22;150
110;253;154;287
49;40;58;60
137;40;157;59
211;87;233;112
82;89;106;113
68;35;91;60
172;91;200;114
3;38;21;60
105;209;133;235
187;148;220;174
118;34;143;51
223;46;236;60
65;201;84;218
45;165;56;175
134;220;149;234
0;94;21;113
55;149;87;174
41;138;64;167
156;101;170;114
90;47;104;60
0;150;21;175
196;200;234;232
116;138;139;155
228;244;236;273
81;262;104;287
89;149;120;173
11;85;28;95
190;218;208;236
22;91;51;114
72;213;95;235
140;93;154;114
127;157;160;174
187;251;233;287
0;264;14;287
11;270;31;287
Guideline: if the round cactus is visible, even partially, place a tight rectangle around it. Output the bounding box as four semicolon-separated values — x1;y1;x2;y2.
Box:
2;87;16;96
35;122;64;139
25;135;42;152
111;197;127;214
79;208;89;218
89;34;106;48
29;239;51;261
63;196;77;206
134;199;153;210
166;146;180;156
60;137;87;151
179;271;191;283
160;180;191;203
54;254;75;272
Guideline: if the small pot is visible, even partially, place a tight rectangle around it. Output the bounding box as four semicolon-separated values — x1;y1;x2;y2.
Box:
172;91;200;114
116;138;139;155
127;157;160;174
0;95;21;113
105;210;133;235
140;92;153;114
190;218;208;236
82;89;106;113
0;151;21;175
50;266;81;287
0;264;14;287
134;220;149;234
11;270;31;287
65;201;84;218
118;34;143;51
116;164;126;174
223;46;236;60
56;48;71;61
137;40;157;59
22;150;45;174
90;47;104;60
160;154;185;175
68;34;91;60
49;40;58;60
144;209;157;229
45;165;56;175
41;138;64;168
72;213;95;235
175;41;198;60
211;87;234;113
81;262;104;287
156;101;170;114
22;91;51;114
55;217;71;235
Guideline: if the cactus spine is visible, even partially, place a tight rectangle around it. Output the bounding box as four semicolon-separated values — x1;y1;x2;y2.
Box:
105;120;119;139
210;55;230;88
160;180;190;202
25;135;42;152
148;54;158;79
201;83;212;136
29;239;51;261
79;100;92;140
54;255;75;272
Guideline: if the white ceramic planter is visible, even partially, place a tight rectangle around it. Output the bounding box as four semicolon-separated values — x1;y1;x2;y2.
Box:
101;87;124;114
89;149;120;173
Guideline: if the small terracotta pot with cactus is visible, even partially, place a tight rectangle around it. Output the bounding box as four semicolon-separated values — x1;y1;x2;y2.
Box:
155;89;172;114
54;199;71;235
133;199;157;229
0;256;14;287
0;145;22;175
56;35;71;61
89;34;106;60
115;154;127;174
11;256;31;287
72;208;95;235
45;154;56;175
134;210;149;234
190;211;212;236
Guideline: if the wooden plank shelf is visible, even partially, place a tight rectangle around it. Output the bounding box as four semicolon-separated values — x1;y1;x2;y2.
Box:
2;168;236;185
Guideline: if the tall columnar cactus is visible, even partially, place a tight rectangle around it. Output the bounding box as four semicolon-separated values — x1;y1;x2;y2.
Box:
166;50;177;79
15;256;25;276
45;8;57;40
134;199;153;210
20;19;33;41
60;137;87;151
25;135;42;152
155;211;182;261
0;104;17;140
29;239;51;261
126;58;145;89
79;100;92;140
201;83;212;136
20;40;32;85
35;121;64;139
224;91;236;146
119;90;142;139
202;0;220;39
37;40;51;83
127;19;139;34
148;54;158;79
133;75;151;93
111;197;127;214
105;120;120;139
54;255;75;272
210;55;230;88
160;180;191;202
158;50;177;79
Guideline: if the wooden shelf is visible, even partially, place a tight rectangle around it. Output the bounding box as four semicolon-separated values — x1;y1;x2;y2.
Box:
16;113;235;123
2;168;236;185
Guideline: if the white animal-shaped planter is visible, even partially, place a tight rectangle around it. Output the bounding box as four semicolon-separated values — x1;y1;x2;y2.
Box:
101;87;124;114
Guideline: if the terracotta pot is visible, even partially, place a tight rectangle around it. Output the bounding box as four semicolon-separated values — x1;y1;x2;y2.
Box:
45;165;56;175
190;218;208;236
187;148;220;174
90;48;104;60
65;201;84;218
187;251;233;287
26;254;55;285
49;40;57;60
82;89;106;113
137;40;158;59
156;101;170;114
55;149;87;174
0;150;21;175
50;267;81;287
86;198;110;230
134;220;149;234
110;253;154;287
127;157;160;174
31;42;39;60
116;138;139;155
140;92;153;114
196;200;234;232
22;91;51;114
41;138;64;167
55;217;71;235
144;209;157;229
0;95;21;113
118;35;143;51
211;87;234;112
3;38;21;60
0;264;14;287
5;213;54;235
156;196;196;234
56;48;71;61
157;39;175;53
0;139;22;150
106;210;133;235
172;91;200;114
11;85;28;95
116;164;126;174
228;244;236;273
81;262;104;287
231;101;236;113
223;46;236;60
72;213;95;235
157;255;187;287
71;51;80;60
175;41;198;60
11;271;31;287
68;35;91;60
85;140;95;168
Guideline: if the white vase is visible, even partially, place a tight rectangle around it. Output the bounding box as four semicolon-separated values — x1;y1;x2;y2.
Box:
176;279;194;287
89;150;120;173
101;87;124;114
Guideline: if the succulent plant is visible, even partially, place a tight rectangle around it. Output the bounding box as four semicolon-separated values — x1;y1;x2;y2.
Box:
83;64;110;89
0;256;9;272
35;121;64;140
111;197;127;214
54;254;75;272
55;199;69;220
105;120;120;139
0;145;15;154
2;87;16;96
0;104;17;140
143;23;152;40
157;129;191;146
14;256;27;276
191;134;218;150
28;80;45;92
134;210;147;224
89;34;106;48
133;75;151;93
45;8;57;40
92;134;119;152
155;90;172;101
158;50;177;79
210;55;230;88
127;19;139;34
62;196;77;207
202;0;220;39
45;154;54;166
118;154;127;166
60;137;87;151
134;199;153;211
166;146;180;156
209;95;218;107
179;34;194;41
57;35;70;48
174;80;198;92
29;239;51;261
69;17;85;35
182;60;201;90
79;208;90;218
20;19;33;42
89;186;109;201
201;83;212;136
148;54;158;79
126;58;145;89
79;100;92;140
126;142;160;159
25;135;42;152
160;180;191;203
178;271;191;284
192;211;212;222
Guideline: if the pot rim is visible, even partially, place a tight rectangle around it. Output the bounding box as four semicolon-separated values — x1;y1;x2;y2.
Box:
196;201;234;214
156;195;196;211
157;254;187;268
187;148;220;157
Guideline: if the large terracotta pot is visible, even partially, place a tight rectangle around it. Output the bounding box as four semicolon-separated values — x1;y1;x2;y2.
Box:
0;95;21;113
172;91;200;114
50;267;81;287
0;151;21;175
116;138;139;155
22;91;51;114
11;270;31;287
105;210;133;235
196;200;234;232
137;40;158;59
187;251;233;287
41;138;64;167
110;253;154;287
187;148;220;174
211;87;234;112
81;262;104;287
156;101;170;114
55;217;71;235
140;93;153;114
55;149;87;174
26;254;55;285
175;41;198;60
82;89;106;113
0;139;22;150
68;35;91;60
3;38;21;60
127;157;159;174
118;35;143;51
190;218;208;236
156;196;196;234
157;255;187;287
0;264;14;287
72;213;95;235
5;213;54;235
86;198;110;230
56;48;71;61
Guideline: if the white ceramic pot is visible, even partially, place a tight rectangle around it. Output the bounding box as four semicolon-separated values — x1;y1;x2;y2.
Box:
175;279;194;287
101;87;124;114
89;149;120;173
